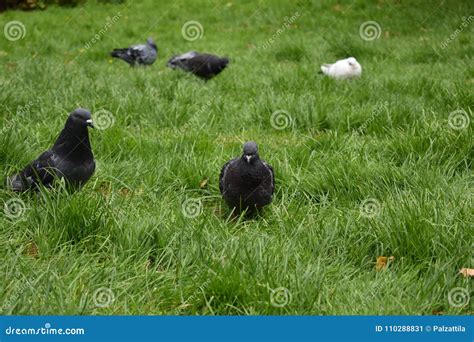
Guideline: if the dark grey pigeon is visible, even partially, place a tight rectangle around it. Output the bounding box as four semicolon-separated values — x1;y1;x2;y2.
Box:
219;142;274;213
110;38;157;66
7;108;96;192
167;51;229;80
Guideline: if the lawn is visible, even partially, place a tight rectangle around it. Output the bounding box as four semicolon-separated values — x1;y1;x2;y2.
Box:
0;0;472;315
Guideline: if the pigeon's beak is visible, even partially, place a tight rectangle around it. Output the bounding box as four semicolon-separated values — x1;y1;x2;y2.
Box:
245;155;252;163
86;119;94;128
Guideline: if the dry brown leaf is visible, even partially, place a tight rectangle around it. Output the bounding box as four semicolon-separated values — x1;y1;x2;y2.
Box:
375;256;395;270
25;242;39;258
459;268;474;277
119;188;132;197
199;179;209;189
96;182;111;197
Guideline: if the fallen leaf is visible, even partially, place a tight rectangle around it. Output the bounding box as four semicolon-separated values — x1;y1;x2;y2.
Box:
459;268;474;277
119;187;132;197
146;257;153;270
96;181;111;198
25;242;39;258
199;178;208;189
376;256;395;270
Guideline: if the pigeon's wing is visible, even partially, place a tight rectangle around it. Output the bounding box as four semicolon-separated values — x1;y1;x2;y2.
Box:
8;150;58;191
188;54;228;79
111;43;154;65
219;158;237;194
178;51;199;60
129;44;148;63
111;47;135;65
262;161;275;195
123;44;157;65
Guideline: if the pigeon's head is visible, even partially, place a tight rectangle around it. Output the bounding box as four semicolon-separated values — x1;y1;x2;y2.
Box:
166;55;179;69
220;57;230;69
347;57;361;70
242;141;259;164
67;108;94;129
147;38;157;50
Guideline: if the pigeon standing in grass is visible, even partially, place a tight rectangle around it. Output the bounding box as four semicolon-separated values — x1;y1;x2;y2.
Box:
7;108;96;192
110;38;157;66
219;142;274;214
320;57;362;79
167;51;229;80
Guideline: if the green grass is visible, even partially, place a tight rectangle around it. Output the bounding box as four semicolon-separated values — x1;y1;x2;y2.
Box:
0;0;473;315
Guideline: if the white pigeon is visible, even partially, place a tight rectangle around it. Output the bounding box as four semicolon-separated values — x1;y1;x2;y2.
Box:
320;57;362;80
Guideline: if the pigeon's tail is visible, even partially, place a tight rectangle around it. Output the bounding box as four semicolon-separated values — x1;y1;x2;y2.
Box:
110;49;134;65
320;64;331;75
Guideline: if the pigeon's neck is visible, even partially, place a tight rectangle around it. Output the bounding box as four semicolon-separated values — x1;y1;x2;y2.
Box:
53;125;93;161
240;159;264;177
